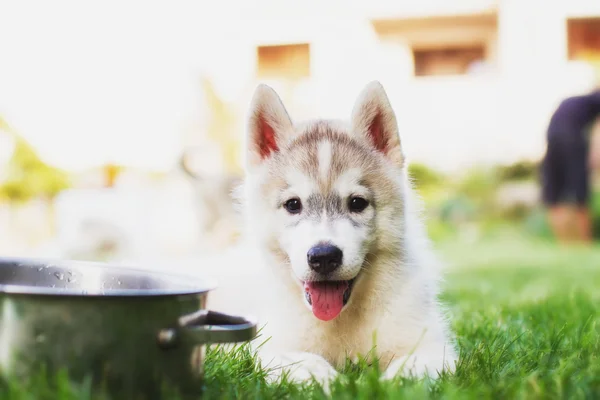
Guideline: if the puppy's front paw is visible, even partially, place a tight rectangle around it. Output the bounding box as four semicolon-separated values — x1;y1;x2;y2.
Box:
262;352;338;391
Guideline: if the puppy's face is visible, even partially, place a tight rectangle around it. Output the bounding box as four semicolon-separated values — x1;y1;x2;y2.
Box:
245;82;404;321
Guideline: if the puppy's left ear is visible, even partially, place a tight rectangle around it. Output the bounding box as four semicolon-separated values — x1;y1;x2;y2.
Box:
350;81;404;166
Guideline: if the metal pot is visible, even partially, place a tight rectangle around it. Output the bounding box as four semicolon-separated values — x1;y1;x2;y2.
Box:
0;257;257;399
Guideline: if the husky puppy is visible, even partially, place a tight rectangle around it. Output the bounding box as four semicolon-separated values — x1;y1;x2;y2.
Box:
209;81;457;387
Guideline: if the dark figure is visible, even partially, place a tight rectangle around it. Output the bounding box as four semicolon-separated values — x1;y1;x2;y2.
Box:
541;89;600;243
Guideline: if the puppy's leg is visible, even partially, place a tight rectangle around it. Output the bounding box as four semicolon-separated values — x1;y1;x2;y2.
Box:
260;352;338;390
382;343;457;380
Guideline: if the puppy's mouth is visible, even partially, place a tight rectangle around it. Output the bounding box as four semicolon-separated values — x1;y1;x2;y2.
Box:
303;278;356;322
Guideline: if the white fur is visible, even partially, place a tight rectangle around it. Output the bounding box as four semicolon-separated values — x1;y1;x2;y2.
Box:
334;168;364;198
317;140;332;180
280;215;368;284
283;169;316;200
205;81;457;391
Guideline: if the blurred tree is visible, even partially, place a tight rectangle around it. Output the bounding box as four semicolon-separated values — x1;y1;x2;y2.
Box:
408;162;444;189
103;163;123;188
496;160;539;182
201;77;242;175
0;135;71;204
0;116;10;131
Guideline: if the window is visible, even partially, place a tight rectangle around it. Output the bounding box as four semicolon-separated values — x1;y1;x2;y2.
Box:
372;14;496;78
412;45;486;77
567;18;600;61
256;43;310;80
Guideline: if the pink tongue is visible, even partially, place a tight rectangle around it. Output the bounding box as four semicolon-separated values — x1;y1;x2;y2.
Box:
304;281;348;321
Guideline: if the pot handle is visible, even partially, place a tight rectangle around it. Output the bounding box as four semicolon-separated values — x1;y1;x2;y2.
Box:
178;310;257;344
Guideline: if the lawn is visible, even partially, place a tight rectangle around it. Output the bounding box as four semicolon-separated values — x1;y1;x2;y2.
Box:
2;235;600;399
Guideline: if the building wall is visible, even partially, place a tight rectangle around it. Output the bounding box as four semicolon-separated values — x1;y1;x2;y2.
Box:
199;0;600;172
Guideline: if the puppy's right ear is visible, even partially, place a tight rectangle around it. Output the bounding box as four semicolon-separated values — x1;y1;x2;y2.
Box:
246;84;294;168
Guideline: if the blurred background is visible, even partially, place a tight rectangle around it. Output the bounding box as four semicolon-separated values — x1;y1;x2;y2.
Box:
0;0;599;266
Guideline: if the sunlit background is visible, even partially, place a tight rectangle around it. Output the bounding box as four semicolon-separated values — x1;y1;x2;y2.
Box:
1;0;599;267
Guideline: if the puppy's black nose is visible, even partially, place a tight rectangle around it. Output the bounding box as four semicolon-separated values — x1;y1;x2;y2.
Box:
307;244;343;275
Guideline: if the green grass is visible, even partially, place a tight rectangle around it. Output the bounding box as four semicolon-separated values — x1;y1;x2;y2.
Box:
2;235;600;399
204;236;600;399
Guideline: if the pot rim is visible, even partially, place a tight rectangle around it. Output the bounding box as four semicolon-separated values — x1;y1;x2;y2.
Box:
0;256;217;297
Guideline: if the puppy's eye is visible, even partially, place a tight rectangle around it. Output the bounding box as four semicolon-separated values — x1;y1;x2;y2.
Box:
284;198;302;214
348;196;369;213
